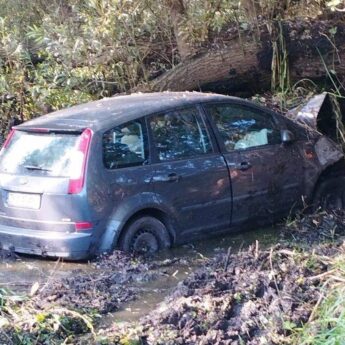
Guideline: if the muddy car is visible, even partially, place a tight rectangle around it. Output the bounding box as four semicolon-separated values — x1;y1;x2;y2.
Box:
0;92;344;259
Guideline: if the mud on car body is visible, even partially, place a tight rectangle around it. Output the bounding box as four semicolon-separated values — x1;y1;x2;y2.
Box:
0;92;343;259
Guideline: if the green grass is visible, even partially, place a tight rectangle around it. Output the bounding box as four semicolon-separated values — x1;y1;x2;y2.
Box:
295;256;345;345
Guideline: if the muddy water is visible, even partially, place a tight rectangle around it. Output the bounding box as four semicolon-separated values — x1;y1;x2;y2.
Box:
0;257;93;294
106;226;278;325
0;227;278;324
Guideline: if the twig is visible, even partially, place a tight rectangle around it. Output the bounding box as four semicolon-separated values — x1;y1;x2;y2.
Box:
39;257;61;294
224;247;231;271
269;248;283;301
329;275;345;283
255;240;259;260
237;241;245;254
0;282;32;287
308;269;336;281
277;249;297;256
308;292;325;322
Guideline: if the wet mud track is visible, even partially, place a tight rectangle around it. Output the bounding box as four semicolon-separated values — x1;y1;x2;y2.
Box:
101;210;345;344
118;245;332;345
0;227;277;319
1;211;345;344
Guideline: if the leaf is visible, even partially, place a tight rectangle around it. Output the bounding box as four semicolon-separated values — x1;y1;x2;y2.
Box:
35;313;46;323
0;317;9;328
329;27;338;35
30;282;40;296
283;320;297;331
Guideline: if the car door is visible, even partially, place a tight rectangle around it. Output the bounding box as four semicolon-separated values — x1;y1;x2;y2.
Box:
101;118;155;221
148;106;232;238
204;102;305;226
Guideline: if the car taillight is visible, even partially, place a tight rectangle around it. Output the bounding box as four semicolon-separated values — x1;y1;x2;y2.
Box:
68;128;93;194
75;221;93;231
1;129;16;153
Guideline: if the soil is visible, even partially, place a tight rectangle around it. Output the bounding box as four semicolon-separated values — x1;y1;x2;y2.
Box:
33;252;188;314
280;209;345;246
103;245;329;344
1;211;345;344
100;212;345;345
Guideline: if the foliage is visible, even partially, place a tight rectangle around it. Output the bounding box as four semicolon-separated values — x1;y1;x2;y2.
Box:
0;287;95;344
0;0;238;131
294;255;345;345
0;0;330;131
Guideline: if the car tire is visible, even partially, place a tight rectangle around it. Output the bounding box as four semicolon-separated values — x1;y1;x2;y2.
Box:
313;177;345;211
119;216;171;254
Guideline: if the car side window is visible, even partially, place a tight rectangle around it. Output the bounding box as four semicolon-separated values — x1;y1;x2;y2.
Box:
149;107;212;161
206;103;281;152
103;120;148;169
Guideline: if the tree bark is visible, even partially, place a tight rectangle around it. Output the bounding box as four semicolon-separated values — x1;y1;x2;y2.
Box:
145;20;345;95
165;0;196;61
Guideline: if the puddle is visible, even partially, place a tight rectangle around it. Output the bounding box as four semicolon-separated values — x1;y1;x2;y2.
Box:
0;226;278;324
102;226;278;326
0;256;93;294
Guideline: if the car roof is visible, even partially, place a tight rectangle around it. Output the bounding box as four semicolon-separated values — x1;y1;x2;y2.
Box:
15;92;241;133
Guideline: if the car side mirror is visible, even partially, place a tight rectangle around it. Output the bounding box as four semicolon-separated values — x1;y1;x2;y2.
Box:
281;129;295;144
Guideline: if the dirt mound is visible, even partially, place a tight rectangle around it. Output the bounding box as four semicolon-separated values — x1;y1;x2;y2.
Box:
280;210;345;246
34;251;162;314
32;252;190;314
122;212;345;344
0;251;192;344
114;242;342;345
2;211;345;344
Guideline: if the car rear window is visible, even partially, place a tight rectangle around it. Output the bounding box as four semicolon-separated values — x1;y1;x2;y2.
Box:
0;130;80;177
103;120;148;169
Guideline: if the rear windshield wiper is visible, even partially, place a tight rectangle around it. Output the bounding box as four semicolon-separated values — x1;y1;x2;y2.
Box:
24;165;52;172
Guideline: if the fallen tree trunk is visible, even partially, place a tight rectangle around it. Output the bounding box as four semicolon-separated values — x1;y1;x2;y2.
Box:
145;19;345;94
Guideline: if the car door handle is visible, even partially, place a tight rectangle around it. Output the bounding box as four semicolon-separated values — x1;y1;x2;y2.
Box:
152;173;181;182
235;162;252;171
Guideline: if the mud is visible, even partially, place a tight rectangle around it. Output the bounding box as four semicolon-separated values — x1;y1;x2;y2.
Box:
280;210;345;245
1;212;345;344
33;251;186;314
0;226;277;316
107;243;341;345
0;251;195;344
97;212;345;345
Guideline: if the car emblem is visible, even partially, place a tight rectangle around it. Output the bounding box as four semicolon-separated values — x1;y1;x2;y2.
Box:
19;178;28;185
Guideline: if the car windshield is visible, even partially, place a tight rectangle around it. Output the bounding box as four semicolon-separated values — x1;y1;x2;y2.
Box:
0;130;80;177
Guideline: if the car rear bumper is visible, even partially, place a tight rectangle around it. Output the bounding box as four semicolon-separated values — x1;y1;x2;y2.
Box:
0;224;92;260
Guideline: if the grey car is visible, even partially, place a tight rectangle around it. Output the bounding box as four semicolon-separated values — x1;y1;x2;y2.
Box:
0;92;344;259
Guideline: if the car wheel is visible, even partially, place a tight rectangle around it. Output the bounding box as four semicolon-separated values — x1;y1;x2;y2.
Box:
119;216;171;254
313;177;345;211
